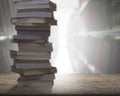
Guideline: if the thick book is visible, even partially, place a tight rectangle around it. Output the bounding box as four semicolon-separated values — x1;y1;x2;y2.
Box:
18;46;53;52
14;62;51;69
15;25;50;30
10;50;51;56
16;11;54;18
11;66;57;76
18;74;55;81
17;30;50;36
11;17;57;25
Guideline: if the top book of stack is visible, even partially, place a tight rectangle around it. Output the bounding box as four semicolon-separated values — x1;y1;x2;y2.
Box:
13;0;56;11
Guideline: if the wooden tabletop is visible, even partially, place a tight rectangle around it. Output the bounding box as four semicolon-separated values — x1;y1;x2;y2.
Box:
0;73;120;95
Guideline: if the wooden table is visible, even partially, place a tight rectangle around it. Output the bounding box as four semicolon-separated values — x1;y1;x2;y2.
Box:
0;73;120;95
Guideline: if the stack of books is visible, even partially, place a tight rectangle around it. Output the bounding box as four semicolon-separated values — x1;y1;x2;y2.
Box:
10;0;57;88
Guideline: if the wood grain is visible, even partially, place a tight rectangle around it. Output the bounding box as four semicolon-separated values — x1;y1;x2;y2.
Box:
0;73;120;95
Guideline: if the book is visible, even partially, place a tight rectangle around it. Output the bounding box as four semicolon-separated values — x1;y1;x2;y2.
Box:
13;0;56;10
16;12;53;18
14;63;51;69
13;35;48;40
18;74;55;81
14;59;49;63
10;50;51;56
12;39;48;43
11;55;51;60
17;8;55;13
11;66;57;76
17;30;50;36
11;17;57;25
17;80;54;87
15;25;50;30
18;46;53;52
13;0;56;7
17;42;52;47
13;0;50;3
15;4;56;11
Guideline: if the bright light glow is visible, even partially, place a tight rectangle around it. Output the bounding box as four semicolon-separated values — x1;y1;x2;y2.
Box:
0;36;7;41
50;0;92;74
51;0;99;74
54;48;73;73
51;8;74;73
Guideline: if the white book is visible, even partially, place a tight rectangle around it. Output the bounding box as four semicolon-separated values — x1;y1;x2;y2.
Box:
16;12;53;18
15;63;51;69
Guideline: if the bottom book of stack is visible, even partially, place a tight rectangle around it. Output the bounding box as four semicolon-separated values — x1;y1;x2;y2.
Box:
17;74;55;87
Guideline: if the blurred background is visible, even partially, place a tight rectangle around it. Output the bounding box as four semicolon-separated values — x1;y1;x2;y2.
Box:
1;0;120;74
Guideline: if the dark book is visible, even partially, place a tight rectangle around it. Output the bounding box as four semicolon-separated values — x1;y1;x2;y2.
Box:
13;35;48;40
12;39;48;43
17;8;56;13
17;30;50;36
15;25;50;30
14;59;50;63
